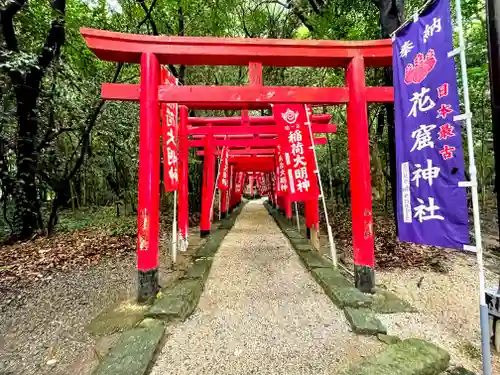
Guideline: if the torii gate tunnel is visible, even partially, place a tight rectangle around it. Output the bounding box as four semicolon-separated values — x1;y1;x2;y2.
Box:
81;28;394;301
189;113;335;238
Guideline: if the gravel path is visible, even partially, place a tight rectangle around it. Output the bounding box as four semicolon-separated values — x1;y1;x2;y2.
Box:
151;200;382;375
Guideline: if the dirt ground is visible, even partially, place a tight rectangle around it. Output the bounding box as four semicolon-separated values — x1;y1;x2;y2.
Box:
377;252;500;374
0;224;198;375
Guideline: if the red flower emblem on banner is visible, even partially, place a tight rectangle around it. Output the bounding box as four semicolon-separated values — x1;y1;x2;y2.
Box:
281;108;299;125
404;49;437;85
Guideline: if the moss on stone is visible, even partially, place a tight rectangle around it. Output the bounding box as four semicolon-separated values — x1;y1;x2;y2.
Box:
343;338;450;375
185;258;213;282
310;267;352;288
285;231;304;240
372;288;416;313
195;230;229;258
92;322;165;375
146;279;203;321
445;367;477;375
309;268;372;308
296;250;332;270
344;307;387;335
87;299;150;336
294;243;313;252
377;333;402;345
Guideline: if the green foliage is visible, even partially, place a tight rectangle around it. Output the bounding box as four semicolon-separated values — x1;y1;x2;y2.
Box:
0;0;495;239
58;206;136;236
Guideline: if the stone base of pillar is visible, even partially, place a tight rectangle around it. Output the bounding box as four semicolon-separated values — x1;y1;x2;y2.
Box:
310;227;320;250
200;230;210;238
354;265;375;293
137;268;160;303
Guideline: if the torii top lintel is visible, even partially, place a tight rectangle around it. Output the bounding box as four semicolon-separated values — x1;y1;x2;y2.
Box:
188;114;331;125
80;28;392;68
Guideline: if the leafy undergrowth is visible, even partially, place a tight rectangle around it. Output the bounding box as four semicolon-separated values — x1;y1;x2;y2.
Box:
0;206;203;293
323;202;448;271
0;229;135;292
58;206;137;236
1;207;141;293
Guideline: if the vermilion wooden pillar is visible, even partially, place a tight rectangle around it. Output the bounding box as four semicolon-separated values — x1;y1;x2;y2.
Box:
285;195;292;220
229;165;235;212
305;200;312;238
311;201;320;250
220;188;228;218
200;133;215;237
346;56;375;293
137;53;161;302
178;106;189;243
305;199;319;249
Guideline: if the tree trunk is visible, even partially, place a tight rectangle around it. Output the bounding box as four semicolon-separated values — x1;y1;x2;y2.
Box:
1;0;66;240
487;0;500;248
374;0;404;228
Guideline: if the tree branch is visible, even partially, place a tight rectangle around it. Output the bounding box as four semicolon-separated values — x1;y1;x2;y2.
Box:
307;0;321;14
136;0;179;79
286;0;314;32
0;0;26;53
177;1;185;84
37;127;74;152
37;0;65;71
239;4;254;38
137;0;158;35
65;63;123;183
255;0;314;32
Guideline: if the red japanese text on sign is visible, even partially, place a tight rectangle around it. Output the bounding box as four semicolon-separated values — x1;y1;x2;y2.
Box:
217;147;229;191
238;172;246;194
161;68;178;192
273;104;319;202
235;171;245;194
276;145;289;196
257;172;268;196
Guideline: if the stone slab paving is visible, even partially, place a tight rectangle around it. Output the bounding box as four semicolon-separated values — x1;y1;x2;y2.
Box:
150;200;383;375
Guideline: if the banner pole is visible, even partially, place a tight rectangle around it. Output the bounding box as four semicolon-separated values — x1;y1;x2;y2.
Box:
304;106;337;268
172;190;177;263
294;202;300;232
454;0;492;373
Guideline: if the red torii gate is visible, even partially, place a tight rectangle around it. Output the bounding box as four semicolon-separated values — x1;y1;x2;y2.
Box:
224;154;319;239
188;115;336;237
81;28;394;300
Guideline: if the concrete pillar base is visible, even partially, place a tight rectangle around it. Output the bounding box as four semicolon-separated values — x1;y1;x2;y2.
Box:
137;268;160;303
354;265;375;293
310;226;320;250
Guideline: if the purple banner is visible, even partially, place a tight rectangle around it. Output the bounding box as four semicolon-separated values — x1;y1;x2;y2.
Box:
393;0;469;249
